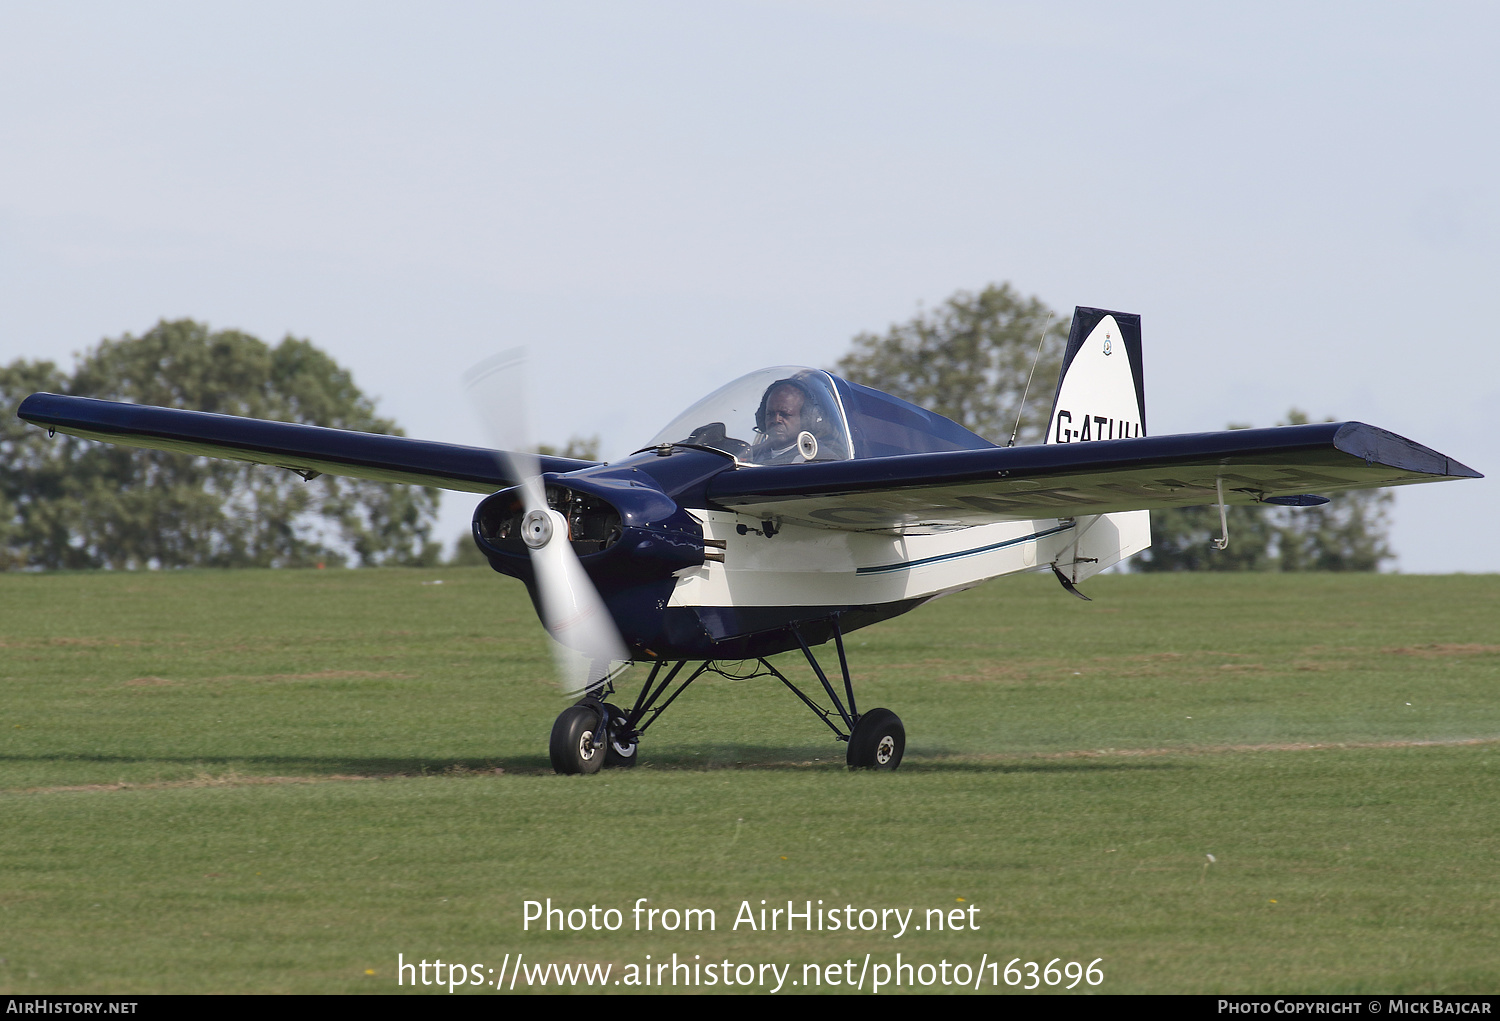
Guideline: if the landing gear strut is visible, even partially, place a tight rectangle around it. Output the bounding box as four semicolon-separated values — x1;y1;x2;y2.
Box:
547;616;905;773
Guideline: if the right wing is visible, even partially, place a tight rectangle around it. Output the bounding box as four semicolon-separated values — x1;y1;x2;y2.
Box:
17;393;600;494
706;422;1481;532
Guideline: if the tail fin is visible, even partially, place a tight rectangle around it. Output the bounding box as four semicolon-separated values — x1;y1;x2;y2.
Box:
1045;307;1145;445
1044;307;1151;581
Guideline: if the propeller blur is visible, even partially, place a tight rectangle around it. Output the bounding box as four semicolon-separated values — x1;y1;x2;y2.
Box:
462;349;626;694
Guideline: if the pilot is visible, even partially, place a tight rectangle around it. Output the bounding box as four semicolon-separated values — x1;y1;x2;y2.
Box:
752;377;829;465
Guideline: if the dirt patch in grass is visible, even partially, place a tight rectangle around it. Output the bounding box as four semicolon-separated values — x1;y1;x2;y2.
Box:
1383;643;1500;657
0;637;149;649
871;659;1043;684
8;762;510;795
10;773;391;795
939;735;1500;763
212;669;414;683
121;670;413;687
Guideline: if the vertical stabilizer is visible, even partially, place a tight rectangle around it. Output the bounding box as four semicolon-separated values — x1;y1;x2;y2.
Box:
1045;307;1151;581
1046;308;1145;445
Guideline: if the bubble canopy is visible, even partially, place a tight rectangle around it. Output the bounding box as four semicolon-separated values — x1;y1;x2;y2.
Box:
646;366;996;465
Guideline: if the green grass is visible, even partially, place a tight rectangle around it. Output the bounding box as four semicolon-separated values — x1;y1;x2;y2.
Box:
1;568;1497;993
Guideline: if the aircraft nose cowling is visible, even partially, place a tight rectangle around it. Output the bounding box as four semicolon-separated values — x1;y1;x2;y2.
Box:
473;472;706;583
474;470;708;657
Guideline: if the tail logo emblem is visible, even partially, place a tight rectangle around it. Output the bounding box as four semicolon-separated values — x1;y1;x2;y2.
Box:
1102;331;1113;356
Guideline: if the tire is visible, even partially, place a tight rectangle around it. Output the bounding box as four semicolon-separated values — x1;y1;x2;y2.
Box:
846;708;904;770
602;702;639;769
549;704;606;775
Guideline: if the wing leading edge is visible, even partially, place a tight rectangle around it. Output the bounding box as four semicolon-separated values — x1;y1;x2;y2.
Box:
17;393;599;494
705;422;1481;532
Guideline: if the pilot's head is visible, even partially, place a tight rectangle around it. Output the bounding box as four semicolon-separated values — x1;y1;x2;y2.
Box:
761;381;808;447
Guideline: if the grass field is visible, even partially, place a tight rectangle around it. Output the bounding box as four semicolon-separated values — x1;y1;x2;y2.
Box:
1;567;1496;994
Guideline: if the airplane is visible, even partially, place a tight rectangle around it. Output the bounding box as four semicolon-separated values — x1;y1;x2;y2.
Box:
16;307;1481;773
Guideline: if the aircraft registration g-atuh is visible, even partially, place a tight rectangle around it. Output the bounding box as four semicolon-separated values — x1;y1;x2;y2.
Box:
17;308;1481;773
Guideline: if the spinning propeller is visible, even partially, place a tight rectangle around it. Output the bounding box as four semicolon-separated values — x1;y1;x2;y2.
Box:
463;350;627;695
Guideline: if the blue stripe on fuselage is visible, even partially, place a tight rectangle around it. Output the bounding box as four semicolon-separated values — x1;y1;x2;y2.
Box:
855;522;1076;576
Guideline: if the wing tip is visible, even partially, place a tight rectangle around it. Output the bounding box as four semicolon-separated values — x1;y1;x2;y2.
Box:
1333;422;1481;480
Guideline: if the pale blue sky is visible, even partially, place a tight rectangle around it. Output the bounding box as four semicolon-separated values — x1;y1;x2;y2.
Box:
2;1;1494;570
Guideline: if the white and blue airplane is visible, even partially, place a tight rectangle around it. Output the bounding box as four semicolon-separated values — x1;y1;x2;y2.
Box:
18;308;1480;773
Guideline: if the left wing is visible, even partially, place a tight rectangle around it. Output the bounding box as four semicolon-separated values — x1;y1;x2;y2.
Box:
705;422;1480;532
17;393;599;494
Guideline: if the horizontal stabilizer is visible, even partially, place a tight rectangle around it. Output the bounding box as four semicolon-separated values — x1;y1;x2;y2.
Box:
17;393;599;494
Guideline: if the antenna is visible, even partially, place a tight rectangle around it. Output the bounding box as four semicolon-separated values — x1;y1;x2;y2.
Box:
1007;312;1054;448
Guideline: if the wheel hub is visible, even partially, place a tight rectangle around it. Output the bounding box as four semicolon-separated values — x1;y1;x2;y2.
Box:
875;735;895;765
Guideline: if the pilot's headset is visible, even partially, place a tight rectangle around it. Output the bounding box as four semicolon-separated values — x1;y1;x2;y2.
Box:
754;376;826;436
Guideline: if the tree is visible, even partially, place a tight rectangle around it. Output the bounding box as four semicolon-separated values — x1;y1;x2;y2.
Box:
1133;412;1393;572
1;320;441;570
0;358;69;571
536;435;601;460
834;283;1067;445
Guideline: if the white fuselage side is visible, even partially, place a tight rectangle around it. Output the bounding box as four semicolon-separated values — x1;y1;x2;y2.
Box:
668;509;1085;610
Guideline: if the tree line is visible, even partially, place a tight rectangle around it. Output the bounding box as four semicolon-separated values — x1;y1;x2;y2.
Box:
3;295;1391;571
1;321;441;570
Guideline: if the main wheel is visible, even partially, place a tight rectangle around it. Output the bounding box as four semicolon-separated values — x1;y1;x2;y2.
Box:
550;704;606;775
602;702;639;769
846;708;905;770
